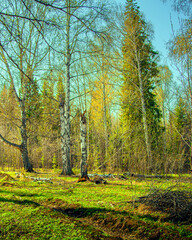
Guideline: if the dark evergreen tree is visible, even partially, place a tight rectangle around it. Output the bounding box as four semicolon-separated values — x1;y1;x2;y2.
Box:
121;0;163;173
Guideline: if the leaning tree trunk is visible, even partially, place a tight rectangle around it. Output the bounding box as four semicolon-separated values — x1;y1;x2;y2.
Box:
80;111;88;178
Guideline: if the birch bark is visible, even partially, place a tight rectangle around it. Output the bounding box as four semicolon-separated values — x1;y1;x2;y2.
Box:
60;0;73;175
80;112;88;178
59;95;67;174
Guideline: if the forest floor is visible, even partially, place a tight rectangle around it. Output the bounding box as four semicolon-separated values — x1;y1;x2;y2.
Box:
0;170;191;240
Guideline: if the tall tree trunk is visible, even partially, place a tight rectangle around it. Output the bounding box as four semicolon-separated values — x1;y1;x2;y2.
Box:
137;54;153;172
103;80;109;169
80;111;88;178
60;0;72;175
59;95;68;174
101;45;108;171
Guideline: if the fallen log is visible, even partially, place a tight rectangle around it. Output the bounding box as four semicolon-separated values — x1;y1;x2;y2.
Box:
27;176;53;183
15;173;53;183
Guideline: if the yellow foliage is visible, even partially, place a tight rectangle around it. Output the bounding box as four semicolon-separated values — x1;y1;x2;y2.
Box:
90;77;113;133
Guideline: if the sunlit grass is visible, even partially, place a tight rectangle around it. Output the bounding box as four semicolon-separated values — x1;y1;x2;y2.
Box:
0;171;191;239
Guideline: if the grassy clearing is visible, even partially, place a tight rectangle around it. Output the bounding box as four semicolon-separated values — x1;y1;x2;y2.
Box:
0;171;191;240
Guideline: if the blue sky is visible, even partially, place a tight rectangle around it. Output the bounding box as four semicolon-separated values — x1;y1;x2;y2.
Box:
115;0;184;66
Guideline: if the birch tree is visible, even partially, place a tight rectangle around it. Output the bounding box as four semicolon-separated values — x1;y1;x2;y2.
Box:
53;0;109;175
80;111;88;178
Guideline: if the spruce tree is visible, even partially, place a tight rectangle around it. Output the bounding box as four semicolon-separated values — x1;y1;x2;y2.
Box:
121;0;162;173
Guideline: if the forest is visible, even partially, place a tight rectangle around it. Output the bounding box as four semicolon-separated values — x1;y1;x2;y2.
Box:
0;0;191;176
0;1;192;239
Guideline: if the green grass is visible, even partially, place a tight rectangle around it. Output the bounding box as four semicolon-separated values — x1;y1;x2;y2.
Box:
0;171;191;239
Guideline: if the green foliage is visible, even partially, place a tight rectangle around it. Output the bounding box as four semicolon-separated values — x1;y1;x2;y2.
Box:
0;0;191;176
174;98;189;132
52;154;57;170
41;155;45;169
25;78;42;120
121;0;163;171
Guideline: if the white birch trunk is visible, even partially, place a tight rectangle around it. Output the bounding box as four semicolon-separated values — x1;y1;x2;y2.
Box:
80;112;88;178
60;0;72;175
59;95;68;174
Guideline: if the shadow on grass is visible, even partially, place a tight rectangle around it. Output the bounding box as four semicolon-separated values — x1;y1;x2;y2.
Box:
0;197;40;207
53;205;159;222
0;189;43;198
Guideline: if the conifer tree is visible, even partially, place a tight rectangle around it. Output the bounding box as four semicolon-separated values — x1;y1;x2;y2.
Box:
121;0;162;173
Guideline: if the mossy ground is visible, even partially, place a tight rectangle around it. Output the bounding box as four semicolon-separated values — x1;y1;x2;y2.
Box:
0;170;191;239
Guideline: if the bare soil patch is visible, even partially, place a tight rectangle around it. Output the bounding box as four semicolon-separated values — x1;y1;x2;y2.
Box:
40;198;192;240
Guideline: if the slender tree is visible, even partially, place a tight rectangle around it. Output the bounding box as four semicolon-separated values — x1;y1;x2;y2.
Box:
154;66;173;169
80;111;88;178
168;20;192;169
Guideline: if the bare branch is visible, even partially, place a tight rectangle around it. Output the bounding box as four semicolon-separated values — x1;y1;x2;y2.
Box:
0;133;21;150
